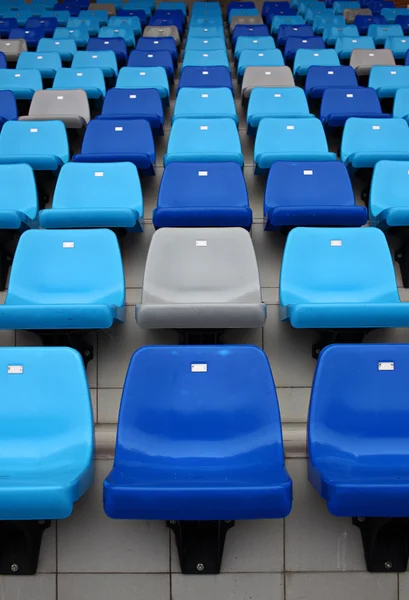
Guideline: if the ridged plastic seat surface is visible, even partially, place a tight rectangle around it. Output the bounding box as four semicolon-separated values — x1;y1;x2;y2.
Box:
98;88;164;134
369;65;409;98
154;162;251;228
37;38;77;62
72;50;118;78
264;160;367;229
136;227;266;329
86;37;127;61
53;67;106;99
0;69;42;100
0;346;93;520
309;344;409;516
178;66;233;93
335;35;375;59
369;160;409;228
280;227;409;328
0;228;125;330
40;161;143;230
247;87;313;133
0;164;38;230
116;66;170;103
350;48;395;76
104;345;291;520
172;87;238;123
320;87;385;126
17;52;61;79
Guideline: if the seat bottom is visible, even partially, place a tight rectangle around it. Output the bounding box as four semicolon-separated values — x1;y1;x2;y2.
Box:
282;302;409;328
0;304;124;329
265;205;367;229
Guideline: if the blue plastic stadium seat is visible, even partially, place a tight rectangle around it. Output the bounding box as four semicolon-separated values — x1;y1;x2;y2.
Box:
185;37;226;53
393;87;409;122
53;67;105;100
369;159;409;229
228;1;256;14
26;16;59;36
188;25;224;38
43;9;71;26
52;4;80;18
16;51;61;79
98;87;164;134
0;163;38;231
0;91;17;129
381;7;409;22
229;7;260;22
128;49;174;81
254;117;337;172
263;1;296;24
247;86;313;134
0;53;7;70
234;35;276;60
73;118;155;174
149;15;183;35
313;14;345;34
271;15;305;34
136;36;177;62
117;8;147;27
79;8;108;24
71;49;118;78
9;27;45;50
396;15;409;35
0;345;93;529
154;162;251;228
232;24;270;45
264;160;366;229
280;226;409;331
385;36;409;59
297;0;322;17
321;87;386;126
0;228;125;330
293;49;340;76
366;0;397;12
284;36;325;62
109;15;142;36
104;345;291;574
323;23;360;45
369;65;409;98
305;5;334;25
0;18;18;37
368;23;404;45
335;35;375;59
54;25;90;48
354;14;386;33
182;49;230;70
99;25;135;48
67;16;100;36
173;87;237;123
237;48;284;78
37;38;78;62
40;161;143;230
178;66;233;94
333;0;360;13
305;64;359;97
3;10;32;27
0;69;42;100
86;37;127;62
116;66;170;104
276;24;313;48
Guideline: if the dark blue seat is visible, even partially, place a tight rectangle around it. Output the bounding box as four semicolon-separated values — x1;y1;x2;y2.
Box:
0;18;18;38
178;66;233;94
149;15;184;34
228;1;256;15
86;37;127;62
277;24;314;49
284;36;325;61
264;160;367;229
98;88;164;135
264;2;297;27
395;15;409;35
354;14;386;34
0;52;6;70
103;344;292;573
9;27;45;49
127;49;174;82
26;17;59;36
154;162;252;228
232;24;270;46
305;65;359;98
136;36;177;62
320;87;387;127
116;8;148;27
0;90;17;129
73;118;155;175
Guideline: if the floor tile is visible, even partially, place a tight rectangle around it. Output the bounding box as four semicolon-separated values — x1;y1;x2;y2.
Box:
121;223;154;289
398;572;409;598
252;226;285;289
286;572;398;600
58;574;170;600
97;388;121;424
0;328;14;347
285;459;366;572
245;166;265;221
240;129;254;168
58;460;170;573
38;521;56;574
0;575;56;600
141;167;162;222
172;573;283;600
277;388;311;423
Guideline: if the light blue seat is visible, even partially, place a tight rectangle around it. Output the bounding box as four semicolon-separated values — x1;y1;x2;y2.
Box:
0;120;69;172
297;0;321;17
341;117;409;169
67;16;100;36
72;50;118;78
0;69;42;100
16;52;61;79
305;5;333;25
333;0;360;14
369;159;409;229
313;13;345;34
384;36;409;59
53;67;106;100
280;226;409;329
237;48;284;78
335;35;375;59
164;118;243;166
54;25;90;48
247;86;313;134
185;37;227;52
369;65;409;98
393;87;409;122
323;23;360;45
104;345;291;574
98;25;135;48
381;7;409;23
41;9;71;26
116;66;170;104
108;15;142;36
0;164;38;230
188;25;225;37
367;23;404;45
0;345;93;524
234;35;276;60
254;117;336;172
37;38;78;62
157;1;187;15
182;49;230;70
271;14;304;34
2;9;32;26
172;87;238;123
40;162;143;230
229;7;260;22
79;9;109;25
293;49;340;76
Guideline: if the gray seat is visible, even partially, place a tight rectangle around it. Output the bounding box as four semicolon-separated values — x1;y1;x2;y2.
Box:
143;25;180;46
89;2;116;16
19;90;90;129
0;39;27;62
241;66;295;102
136;227;266;330
229;15;264;33
343;8;372;23
350;48;395;76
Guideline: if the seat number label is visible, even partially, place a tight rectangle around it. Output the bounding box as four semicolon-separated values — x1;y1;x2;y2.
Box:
8;365;23;374
191;364;207;372
378;362;394;371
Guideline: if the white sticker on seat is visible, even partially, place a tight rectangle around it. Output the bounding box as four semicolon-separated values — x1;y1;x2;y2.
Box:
94;171;104;176
92;54;97;58
203;53;208;57
148;54;153;57
77;72;83;76
63;241;74;248
104;41;109;44
202;71;209;74
8;365;23;374
378;362;394;371
191;363;207;372
154;40;159;44
258;52;264;56
330;240;342;246
347;93;353;97
57;95;64;100
130;94;136;98
369;52;374;56
55;41;60;45
115;126;123;131
391;70;397;74
303;170;313;175
265;71;271;75
314;53;319;56
196;240;207;246
37;55;43;59
253;39;258;43
274;93;281;97
200;125;208;130
139;71;146;75
198;170;208;176
302;39;307;43
204;40;208;43
14;73;20;77
352;39;357;42
286;125;294;129
30;128;38;133
202;93;209;97
328;70;334;74
372;125;380;129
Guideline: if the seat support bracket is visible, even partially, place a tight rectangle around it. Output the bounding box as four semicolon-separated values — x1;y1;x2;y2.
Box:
178;330;224;345
312;329;372;359
167;520;234;574
33;331;94;367
353;517;409;572
0;520;50;575
395;236;409;289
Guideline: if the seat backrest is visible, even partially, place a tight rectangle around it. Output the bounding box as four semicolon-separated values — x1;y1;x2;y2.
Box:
321;86;381;115
0;69;43;93
242;66;295;90
17;51;62;72
0;119;69;161
6;229;124;307
37;38;77;57
368;23;404;38
67;16;101;32
341;117;409;159
393;87;409;118
294;48;340;69
350;48;395;68
26;89;90;123
0;163;37;218
53;67;105;91
335;35;375;52
116;65;168;88
0;90;17;120
100;87;162;116
0;39;28;57
72;49;117;70
369;64;409;90
280;227;399;305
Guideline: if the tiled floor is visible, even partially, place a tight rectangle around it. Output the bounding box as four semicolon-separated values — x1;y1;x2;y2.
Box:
1;3;409;599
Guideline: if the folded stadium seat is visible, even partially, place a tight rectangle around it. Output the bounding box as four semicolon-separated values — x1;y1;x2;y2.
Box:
8;27;45;50
284;36;325;63
297;0;321;18
381;7;409;23
164;118;243;166
313;14;346;34
305;6;334;25
293;49;341;77
182;49;230;71
143;25;180;46
185;37;226;53
0;69;42;101
321;87;386;127
0;18;18;38
242;66;295;102
276;24;314;49
172;88;238;123
26;16;59;36
264;2;296;26
247;86;313;134
117;8;147;27
0;40;27;64
42;9;71;26
229;7;260;22
153;162;251;228
369;65;409;98
2;10;32;27
108;15;142;36
73;118;155;174
333;0;360;13
37;39;77;64
127;49;174;82
157;1;187;15
52;67;105;103
366;0;394;13
16;51;61;79
86;37;127;62
264;160;367;229
354;13;385;33
178;66;233;94
89;2;117;17
0;228;124;362
395;15;409;35
308;343;409;572
393;86;409;122
0;90;17;130
98;87;163;133
71;49;118;79
237;48;284;79
51;4;80;18
54;25;90;48
153;8;185;22
234;35;276;61
98;25;135;47
67;16;100;36
0;346;93;574
230;15;264;34
136;36;177;62
79;8;109;24
350;48;395;76
136;227;266;329
116;66;170;105
104;345;290;575
255;117;336;172
368;23;404;46
228;1;256;14
232;24;270;45
335;36;375;60
39;161;143;230
385;37;409;60
149;16;184;36
323;23;360;46
19;89;90;129
343;7;372;23
188;27;224;40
